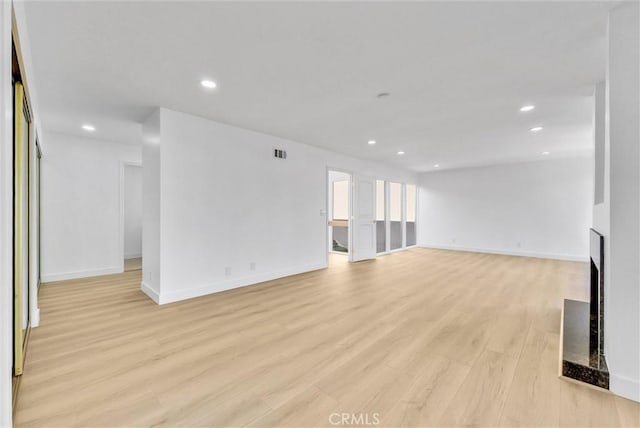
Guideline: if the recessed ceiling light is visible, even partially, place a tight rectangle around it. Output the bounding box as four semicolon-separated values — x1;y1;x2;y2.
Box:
200;79;217;89
542;151;550;155
530;126;543;132
434;164;440;168
82;124;95;132
397;151;405;155
368;140;376;145
520;105;535;112
377;92;390;98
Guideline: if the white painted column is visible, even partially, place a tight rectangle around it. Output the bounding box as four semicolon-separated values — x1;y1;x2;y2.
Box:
141;110;162;304
606;1;640;402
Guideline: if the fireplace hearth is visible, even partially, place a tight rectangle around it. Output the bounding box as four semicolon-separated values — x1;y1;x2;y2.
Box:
561;229;609;389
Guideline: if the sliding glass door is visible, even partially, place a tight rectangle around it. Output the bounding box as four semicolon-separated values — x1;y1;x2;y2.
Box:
375;180;417;253
406;184;416;247
389;182;403;250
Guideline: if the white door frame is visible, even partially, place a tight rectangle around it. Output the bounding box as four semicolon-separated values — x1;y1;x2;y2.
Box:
119;161;142;272
28;136;41;328
325;167;352;266
385;180;391;253
406;184;419;248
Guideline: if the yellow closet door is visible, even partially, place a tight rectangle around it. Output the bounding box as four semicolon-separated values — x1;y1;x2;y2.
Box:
13;81;29;376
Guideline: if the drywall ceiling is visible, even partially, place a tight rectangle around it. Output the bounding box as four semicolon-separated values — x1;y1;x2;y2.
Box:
24;1;613;172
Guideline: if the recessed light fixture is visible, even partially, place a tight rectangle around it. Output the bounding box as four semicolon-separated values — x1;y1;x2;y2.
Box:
200;79;217;89
542;151;550;155
82;124;95;132
377;92;390;98
530;126;543;132
520;105;535;112
397;151;405;155
368;140;376;145
434;164;440;168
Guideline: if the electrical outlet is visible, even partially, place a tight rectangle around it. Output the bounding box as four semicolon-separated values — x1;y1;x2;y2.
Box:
250;262;256;271
225;267;231;276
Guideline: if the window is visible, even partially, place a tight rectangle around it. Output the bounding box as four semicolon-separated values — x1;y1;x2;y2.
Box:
332;180;349;220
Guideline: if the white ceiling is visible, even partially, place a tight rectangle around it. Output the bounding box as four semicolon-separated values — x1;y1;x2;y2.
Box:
24;1;613;172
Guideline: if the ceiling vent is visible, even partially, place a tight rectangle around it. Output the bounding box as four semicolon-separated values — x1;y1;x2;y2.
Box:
274;148;287;159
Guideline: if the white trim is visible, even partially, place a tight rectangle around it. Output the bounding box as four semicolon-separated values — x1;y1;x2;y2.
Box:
326;167;353;264
141;281;160;304
610;373;640;402
401;183;406;248
124;252;142;260
388;247;407;254
155;262;327;305
29;135;40;328
329;250;349;256
385;181;391;252
418;243;589;262
559;302;565;377
41;266;123;283
32;308;40;328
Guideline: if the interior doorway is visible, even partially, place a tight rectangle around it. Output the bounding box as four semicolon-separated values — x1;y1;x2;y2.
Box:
327;170;351;260
122;163;142;271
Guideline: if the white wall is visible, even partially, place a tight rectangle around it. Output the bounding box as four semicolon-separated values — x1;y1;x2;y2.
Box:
123;165;142;259
141;111;161;302
143;108;416;304
418;157;594;261
605;2;639;402
592;82;608;243
41;132;141;282
0;2;13;425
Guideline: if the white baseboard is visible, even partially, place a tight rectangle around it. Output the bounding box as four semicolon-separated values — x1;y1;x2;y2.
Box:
418;243;589;262
31;308;40;328
42;266;123;283
156;262;327;305
124;253;142;260
141;281;160;304
610;373;640;402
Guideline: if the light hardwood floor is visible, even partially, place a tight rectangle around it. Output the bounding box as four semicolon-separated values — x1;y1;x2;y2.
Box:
15;249;640;427
124;257;142;272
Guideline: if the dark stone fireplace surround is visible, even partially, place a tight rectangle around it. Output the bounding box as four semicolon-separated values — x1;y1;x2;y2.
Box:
561;229;609;389
589;229;605;368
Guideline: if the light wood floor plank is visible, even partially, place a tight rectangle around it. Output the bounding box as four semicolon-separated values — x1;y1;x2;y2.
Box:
615;395;640;427
14;249;639;427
